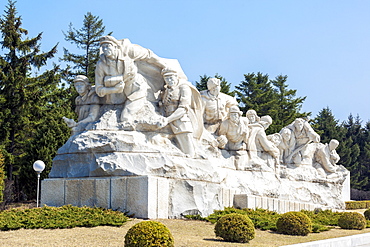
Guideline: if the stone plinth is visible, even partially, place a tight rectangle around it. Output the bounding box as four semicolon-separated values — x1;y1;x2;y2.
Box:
41;176;170;219
42;172;350;218
46;125;350;218
41;176;234;218
234;194;320;214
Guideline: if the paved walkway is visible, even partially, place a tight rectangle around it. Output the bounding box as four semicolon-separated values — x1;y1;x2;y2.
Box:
281;232;370;247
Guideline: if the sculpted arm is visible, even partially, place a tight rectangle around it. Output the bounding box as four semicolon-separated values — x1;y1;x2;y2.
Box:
129;44;167;68
302;121;320;143
95;61;124;97
217;121;228;148
242;118;249;140
218;121;228;136
167;108;186;123
310;131;321;143
257;130;279;158
167;85;191;123
331;150;340;164
77;104;100;126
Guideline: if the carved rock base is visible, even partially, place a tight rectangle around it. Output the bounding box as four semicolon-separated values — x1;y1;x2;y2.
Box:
41;176;233;218
42;172;350;218
46;129;350;217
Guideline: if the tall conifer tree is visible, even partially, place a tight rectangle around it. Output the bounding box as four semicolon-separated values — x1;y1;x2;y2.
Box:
341;114;363;189
235;72;308;134
359;121;370;190
0;0;72;200
236;72;275;117
0;0;56;179
270;75;308;133
312;107;344;143
61;12;111;82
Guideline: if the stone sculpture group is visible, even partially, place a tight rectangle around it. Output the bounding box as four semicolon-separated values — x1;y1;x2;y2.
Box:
61;35;342;178
46;36;349;218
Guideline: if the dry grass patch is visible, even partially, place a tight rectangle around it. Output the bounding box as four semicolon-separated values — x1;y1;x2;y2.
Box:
1;218;370;247
1;204;369;246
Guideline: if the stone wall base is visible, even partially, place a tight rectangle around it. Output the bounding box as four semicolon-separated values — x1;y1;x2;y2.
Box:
41;175;347;218
41;176;169;218
233;194;335;214
41;176;235;218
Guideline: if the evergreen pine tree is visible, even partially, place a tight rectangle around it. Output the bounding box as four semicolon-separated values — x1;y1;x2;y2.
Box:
0;149;5;202
235;72;276;116
0;0;56;179
61;12;111;82
235;72;308;134
269;75;308;133
17;78;74;198
0;0;73;200
341;114;364;190
312;107;344;144
359;121;370;190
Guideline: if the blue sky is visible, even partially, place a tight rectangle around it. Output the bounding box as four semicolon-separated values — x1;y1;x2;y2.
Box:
3;0;370;123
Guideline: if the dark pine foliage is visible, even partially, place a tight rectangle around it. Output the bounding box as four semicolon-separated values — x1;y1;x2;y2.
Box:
0;0;74;201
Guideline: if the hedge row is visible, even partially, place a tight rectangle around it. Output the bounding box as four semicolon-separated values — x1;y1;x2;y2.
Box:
0;205;128;231
345;201;370;210
186;207;345;233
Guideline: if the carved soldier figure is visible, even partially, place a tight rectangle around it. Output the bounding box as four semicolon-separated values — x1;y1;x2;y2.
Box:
95;36;167;122
158;68;202;157
246;109;260;124
218;106;249;151
314;139;340;173
63;75;100;133
247;113;279;162
278;127;295;164
245;110;263;157
286;118;320;165
200;78;238;133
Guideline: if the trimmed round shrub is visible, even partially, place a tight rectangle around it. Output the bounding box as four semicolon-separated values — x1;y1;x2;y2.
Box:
364;208;370;220
276;211;312;236
214;213;255;243
338;212;366;230
124;221;174;247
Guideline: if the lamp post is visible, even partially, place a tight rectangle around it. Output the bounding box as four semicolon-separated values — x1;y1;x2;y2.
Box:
33;160;45;208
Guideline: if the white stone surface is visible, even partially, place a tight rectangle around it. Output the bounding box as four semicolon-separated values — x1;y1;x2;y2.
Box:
49;35;351;219
200;78;238;133
233;194;334;214
342;171;351;201
42;176;171;219
281;232;370;247
110;177;128;211
40;179;65;206
62;178;110;208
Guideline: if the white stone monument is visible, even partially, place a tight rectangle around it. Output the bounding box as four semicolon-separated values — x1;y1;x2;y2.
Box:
41;36;350;218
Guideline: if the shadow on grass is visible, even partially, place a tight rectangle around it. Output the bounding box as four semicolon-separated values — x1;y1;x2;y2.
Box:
203;238;228;242
203;238;251;244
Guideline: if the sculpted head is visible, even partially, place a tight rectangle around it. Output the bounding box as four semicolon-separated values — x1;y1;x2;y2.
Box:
246;109;259;124
268;133;282;146
280;128;292;141
73;75;90;96
162;68;178;88
260;115;272;130
207;78;221;97
228;106;242;124
100;36;119;60
293;118;305;131
329;139;339;150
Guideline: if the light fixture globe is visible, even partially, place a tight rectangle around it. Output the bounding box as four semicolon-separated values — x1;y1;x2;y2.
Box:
33;160;45;173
